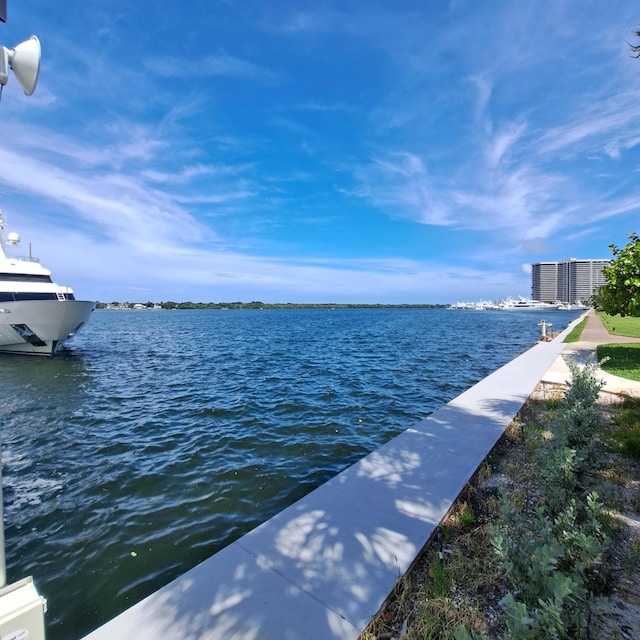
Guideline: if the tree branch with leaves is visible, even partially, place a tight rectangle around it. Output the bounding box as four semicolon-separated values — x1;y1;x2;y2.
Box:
600;232;640;317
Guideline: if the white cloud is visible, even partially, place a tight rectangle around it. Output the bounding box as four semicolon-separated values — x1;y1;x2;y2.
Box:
144;50;279;82
485;122;526;169
0;145;211;250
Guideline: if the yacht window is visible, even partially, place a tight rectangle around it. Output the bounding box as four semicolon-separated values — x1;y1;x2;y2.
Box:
13;293;59;301
0;293;64;301
0;274;53;283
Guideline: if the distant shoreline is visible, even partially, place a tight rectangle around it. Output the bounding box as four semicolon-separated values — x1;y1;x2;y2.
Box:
96;302;451;310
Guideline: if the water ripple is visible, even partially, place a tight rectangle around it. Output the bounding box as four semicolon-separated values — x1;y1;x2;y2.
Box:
0;307;580;639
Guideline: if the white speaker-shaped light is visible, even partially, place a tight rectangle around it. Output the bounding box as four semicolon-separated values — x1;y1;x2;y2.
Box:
0;35;41;96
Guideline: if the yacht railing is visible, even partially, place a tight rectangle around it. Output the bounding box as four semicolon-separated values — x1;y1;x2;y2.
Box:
5;254;41;263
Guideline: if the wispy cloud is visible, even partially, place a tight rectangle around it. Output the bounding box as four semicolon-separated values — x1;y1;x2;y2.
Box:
352;152;453;227
537;94;640;156
485;122;526;169
0;144;211;248
144;50;279;81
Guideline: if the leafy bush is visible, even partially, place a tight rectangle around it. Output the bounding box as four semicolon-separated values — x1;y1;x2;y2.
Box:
492;492;608;638
538;446;580;515
563;359;603;409
490;358;610;639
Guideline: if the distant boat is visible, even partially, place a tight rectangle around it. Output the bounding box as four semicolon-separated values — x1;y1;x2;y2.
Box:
555;302;588;311
448;300;500;311
0;211;95;356
498;296;556;311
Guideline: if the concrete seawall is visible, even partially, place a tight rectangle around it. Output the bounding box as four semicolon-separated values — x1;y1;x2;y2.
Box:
84;316;586;640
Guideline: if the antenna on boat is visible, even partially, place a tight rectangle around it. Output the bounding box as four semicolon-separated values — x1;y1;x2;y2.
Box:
1;4;41;99
0;34;41;97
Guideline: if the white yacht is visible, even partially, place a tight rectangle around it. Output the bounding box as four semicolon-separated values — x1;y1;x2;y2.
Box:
555;301;588;311
498;296;556;311
0;211;95;356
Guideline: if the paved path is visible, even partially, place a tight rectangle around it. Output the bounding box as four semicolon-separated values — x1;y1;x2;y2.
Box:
542;310;640;397
578;309;640;344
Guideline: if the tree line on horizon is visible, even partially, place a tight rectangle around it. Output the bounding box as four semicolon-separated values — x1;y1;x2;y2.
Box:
95;301;450;310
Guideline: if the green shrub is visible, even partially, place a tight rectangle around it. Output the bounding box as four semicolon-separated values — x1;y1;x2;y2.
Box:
489;360;611;639
538;446;580;515
563;359;603;409
492;493;609;639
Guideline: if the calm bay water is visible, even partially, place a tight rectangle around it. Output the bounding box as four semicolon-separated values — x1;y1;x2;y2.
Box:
0;307;580;639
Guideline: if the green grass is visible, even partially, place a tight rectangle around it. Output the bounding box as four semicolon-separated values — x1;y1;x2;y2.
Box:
597;343;640;381
564;317;588;343
598;313;640;338
609;396;640;460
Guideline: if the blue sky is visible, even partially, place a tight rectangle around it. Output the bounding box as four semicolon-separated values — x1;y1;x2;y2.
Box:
1;1;639;304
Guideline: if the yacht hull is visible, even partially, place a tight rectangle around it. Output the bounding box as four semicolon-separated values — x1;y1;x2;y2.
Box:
0;300;95;356
499;305;556;311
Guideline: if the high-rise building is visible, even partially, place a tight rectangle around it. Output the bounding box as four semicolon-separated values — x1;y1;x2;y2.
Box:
531;259;609;303
531;262;558;303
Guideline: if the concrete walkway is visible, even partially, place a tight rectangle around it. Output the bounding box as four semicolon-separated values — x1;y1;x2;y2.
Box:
541;309;640;397
83;312;638;640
